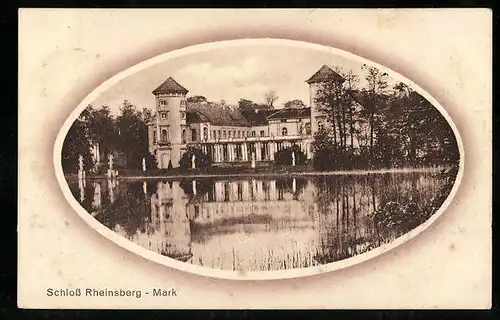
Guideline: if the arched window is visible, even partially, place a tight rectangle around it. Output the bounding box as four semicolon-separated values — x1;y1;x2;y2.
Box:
282;127;288;136
191;128;197;141
182;129;186;143
203;127;208;141
161;129;168;142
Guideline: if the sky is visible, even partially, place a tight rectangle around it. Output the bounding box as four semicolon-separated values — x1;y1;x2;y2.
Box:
91;44;399;115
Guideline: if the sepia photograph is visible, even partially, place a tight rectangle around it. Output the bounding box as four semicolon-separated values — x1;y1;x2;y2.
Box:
58;40;462;275
19;9;491;309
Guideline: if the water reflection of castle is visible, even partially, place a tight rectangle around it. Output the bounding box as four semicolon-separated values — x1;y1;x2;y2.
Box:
77;173;441;270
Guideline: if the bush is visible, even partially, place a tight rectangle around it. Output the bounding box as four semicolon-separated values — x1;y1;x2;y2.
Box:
179;147;212;170
274;145;307;166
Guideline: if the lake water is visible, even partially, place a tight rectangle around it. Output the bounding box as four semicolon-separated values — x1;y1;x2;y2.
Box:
68;169;454;272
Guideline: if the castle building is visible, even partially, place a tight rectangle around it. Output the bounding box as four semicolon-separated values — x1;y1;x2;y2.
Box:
147;65;344;168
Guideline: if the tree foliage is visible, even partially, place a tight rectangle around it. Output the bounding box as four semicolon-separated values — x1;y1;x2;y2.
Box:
312;66;459;170
61;100;156;174
179;147;212;170
186;95;208;103
274;145;307;166
61;117;93;173
264;90;279;109
283;99;306;109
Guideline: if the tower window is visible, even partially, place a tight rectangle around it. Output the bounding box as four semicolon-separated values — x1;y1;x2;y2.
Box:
180;111;186;120
282;127;288;136
160;100;167;106
160;112;168;119
161;129;168;142
305;122;311;135
153;131;157;143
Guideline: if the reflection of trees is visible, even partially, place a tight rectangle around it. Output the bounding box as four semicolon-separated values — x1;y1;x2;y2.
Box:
276;177;307;199
95;181;151;237
313;175;375;264
372;166;458;239
313;166;459;264
179;178;215;201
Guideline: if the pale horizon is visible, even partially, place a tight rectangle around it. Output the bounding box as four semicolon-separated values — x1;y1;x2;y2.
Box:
90;44;399;115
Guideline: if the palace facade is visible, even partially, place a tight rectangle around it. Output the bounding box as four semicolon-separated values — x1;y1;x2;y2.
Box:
147;65;342;168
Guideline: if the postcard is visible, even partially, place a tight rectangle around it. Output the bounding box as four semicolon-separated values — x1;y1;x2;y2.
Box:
18;9;492;309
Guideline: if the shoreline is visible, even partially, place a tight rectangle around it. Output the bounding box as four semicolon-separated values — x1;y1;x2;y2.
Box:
65;166;453;181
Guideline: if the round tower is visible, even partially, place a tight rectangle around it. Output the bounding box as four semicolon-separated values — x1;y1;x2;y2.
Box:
152;77;189;168
306;65;345;135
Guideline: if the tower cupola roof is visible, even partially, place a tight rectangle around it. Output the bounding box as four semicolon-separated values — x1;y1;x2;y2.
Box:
152;77;189;95
306;65;345;84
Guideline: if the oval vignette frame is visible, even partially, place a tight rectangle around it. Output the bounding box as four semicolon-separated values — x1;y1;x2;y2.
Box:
53;38;465;281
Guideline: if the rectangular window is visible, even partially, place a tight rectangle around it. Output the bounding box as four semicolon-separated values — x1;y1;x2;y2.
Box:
233;130;236;137
281;119;287;123
223;130;227;139
252;131;256;137
260;130;265;137
218;130;221;138
213;130;216;139
237;131;241;138
160;100;167;106
228;131;231;138
181;111;186;120
153;131;156;142
160;112;168;119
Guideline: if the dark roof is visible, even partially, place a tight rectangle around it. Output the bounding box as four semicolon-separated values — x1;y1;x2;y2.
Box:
186;103;251;126
186;110;209;123
152;77;189;95
306;65;345;84
266;108;311;120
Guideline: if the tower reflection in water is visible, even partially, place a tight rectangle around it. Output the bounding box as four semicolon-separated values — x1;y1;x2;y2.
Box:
74;172;447;271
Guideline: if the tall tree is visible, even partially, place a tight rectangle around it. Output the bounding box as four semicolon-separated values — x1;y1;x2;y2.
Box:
361;65;389;164
238;98;257;112
283;99;306;109
61;116;92;173
115;100;150;168
264;90;279;109
86;105;116;162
